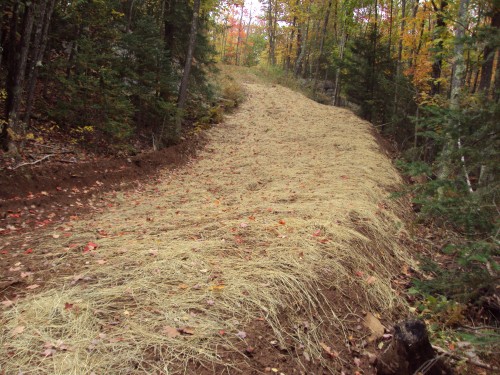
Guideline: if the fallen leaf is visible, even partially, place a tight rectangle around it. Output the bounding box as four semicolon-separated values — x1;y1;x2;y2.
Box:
20;272;33;278
278;220;286;225
65;303;74;310
366;276;377;285
236;331;247;339
11;326;25;337
401;264;410;275
83;242;98;252
208;285;225;291
354;357;361;367
44;342;55;349
26;284;40;290
42;348;56;357
52;234;60;239
96;259;107;265
320;342;338;358
1;300;15;307
240;222;249;228
312;229;322;237
24;248;33;254
179;283;189;289
363;312;385;342
163;326;180;338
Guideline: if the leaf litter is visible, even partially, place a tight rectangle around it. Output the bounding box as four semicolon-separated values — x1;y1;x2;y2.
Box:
1;76;414;373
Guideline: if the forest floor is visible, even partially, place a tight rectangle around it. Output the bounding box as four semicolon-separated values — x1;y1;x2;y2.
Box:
0;70;487;374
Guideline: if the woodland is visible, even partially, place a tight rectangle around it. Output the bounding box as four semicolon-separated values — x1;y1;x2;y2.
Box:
0;0;499;373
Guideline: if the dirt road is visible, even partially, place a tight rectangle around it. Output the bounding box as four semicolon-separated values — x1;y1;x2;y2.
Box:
1;78;413;374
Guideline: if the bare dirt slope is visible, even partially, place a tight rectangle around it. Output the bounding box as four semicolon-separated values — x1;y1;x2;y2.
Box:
1;79;414;374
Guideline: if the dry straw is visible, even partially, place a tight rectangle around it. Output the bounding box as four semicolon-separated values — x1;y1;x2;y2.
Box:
1;77;414;374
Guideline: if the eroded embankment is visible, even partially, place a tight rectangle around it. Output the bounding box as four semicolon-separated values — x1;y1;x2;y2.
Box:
1;81;414;374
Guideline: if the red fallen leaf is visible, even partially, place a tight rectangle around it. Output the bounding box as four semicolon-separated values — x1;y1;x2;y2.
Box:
355;271;364;277
312;229;322;237
83;242;98;253
24;248;33;254
319;239;329;244
278;220;286;225
8;213;21;218
219;330;225;335
56;186;63;191
64;303;74;310
340;175;350;180
1;250;9;255
98;230;108;236
248;215;256;221
235;236;244;244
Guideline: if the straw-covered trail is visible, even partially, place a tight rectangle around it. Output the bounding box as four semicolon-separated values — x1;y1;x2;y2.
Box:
1;77;415;374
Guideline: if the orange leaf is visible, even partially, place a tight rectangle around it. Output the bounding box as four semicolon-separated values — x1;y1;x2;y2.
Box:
163;326;180;338
11;326;25;337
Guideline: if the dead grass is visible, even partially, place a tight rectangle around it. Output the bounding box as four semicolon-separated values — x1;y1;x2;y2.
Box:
1;77;415;374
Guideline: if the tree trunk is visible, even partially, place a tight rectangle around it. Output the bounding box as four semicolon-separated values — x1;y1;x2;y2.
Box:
393;0;406;115
478;9;499;95
294;15;310;77
176;0;200;142
333;33;347;106
313;0;333;92
24;0;56;126
430;0;447;96
2;2;36;152
235;1;245;66
438;0;469;180
286;14;297;72
267;0;276;65
127;0;136;33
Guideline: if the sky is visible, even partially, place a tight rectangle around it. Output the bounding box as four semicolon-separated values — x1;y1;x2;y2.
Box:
245;0;264;20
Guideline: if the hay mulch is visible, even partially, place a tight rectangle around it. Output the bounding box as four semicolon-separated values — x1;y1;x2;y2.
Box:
1;79;415;374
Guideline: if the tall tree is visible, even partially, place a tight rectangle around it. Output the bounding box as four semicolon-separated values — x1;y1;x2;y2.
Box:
2;1;35;152
176;0;201;140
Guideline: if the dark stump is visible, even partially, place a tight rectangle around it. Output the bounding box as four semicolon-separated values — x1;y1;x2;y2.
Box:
376;320;453;375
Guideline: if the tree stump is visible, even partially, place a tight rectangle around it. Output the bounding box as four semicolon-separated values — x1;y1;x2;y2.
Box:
376;320;453;375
